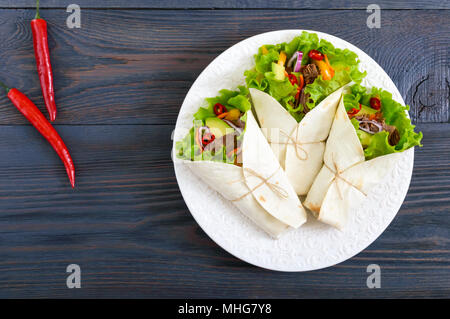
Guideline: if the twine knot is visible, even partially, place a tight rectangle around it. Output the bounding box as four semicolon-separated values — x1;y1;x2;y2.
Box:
230;166;289;202
324;153;367;200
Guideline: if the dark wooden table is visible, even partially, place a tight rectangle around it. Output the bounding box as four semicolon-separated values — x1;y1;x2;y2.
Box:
0;1;448;298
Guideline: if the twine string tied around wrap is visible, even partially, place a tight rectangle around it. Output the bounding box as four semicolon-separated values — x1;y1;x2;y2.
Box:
324;154;367;200
270;129;323;161
229;166;289;202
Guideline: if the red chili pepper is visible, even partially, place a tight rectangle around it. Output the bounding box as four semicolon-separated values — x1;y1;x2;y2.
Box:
370;97;381;110
213;103;227;116
0;82;75;188
347;103;362;117
31;0;57;122
308;49;324;61
288;73;298;86
201;132;215;146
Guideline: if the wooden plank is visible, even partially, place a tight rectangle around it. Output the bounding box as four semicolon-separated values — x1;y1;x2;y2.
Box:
1;0;449;9
0;123;448;298
0;9;447;125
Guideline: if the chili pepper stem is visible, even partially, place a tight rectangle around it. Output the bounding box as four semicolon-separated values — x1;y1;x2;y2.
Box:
35;0;41;19
0;80;11;94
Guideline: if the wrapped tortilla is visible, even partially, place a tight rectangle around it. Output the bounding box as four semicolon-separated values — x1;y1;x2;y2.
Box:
250;86;345;195
304;93;404;229
176;91;307;238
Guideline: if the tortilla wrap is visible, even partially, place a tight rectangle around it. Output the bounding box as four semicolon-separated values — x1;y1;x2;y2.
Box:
249;86;345;195
304;94;401;229
182;111;307;238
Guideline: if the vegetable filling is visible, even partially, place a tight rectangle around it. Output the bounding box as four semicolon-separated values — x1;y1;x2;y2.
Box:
244;31;367;122
176;86;250;166
344;84;423;160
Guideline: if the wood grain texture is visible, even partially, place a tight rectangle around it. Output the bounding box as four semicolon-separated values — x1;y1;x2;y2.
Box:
0;9;448;125
0;124;448;298
0;2;448;298
1;0;449;9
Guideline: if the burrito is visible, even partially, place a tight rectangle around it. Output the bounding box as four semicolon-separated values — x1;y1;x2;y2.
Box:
304;84;423;229
245;31;366;195
175;86;307;238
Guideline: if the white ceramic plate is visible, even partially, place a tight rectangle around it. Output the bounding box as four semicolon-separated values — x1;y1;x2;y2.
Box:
172;30;413;272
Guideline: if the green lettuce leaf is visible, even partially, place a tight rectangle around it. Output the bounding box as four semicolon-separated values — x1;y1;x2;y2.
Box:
264;71;297;101
344;84;423;160
175;126;200;162
193;85;250;121
343;83;366;112
255;45;280;73
303;38;366;109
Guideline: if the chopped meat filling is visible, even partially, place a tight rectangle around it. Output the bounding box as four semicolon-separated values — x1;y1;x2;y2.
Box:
300;64;319;84
355;114;401;146
382;123;400;146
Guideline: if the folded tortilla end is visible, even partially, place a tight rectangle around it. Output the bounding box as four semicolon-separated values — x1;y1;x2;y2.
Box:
306;202;321;213
317;213;345;230
243;111;307;229
295;205;308;228
304;202;321;218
